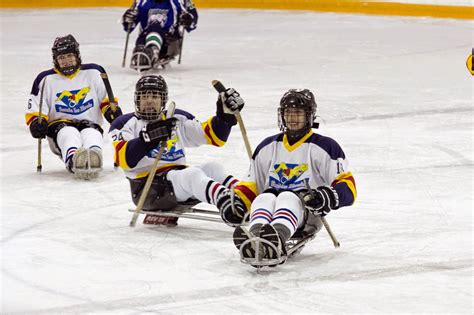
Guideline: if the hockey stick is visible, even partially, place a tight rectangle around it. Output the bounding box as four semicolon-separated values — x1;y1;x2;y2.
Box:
122;24;132;68
305;180;340;248
321;216;340;248
178;26;185;64
100;72;118;112
122;1;136;68
129;101;177;227
37;77;47;173
100;72;119;168
211;80;253;160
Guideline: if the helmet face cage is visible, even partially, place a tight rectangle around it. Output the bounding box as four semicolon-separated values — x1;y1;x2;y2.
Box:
52;34;81;76
134;75;168;121
278;89;317;139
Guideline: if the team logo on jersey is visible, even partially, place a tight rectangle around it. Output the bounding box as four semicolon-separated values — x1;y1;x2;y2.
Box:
55;87;94;115
147;137;184;161
148;9;168;27
269;162;308;190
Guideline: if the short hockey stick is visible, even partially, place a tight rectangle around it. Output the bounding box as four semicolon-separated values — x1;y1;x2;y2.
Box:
122;24;132;68
304;180;340;248
122;1;136;68
100;71;119;168
211;80;253;160
321;216;340;248
178;27;185;64
129;101;176;227
37;77;47;173
100;72;118;112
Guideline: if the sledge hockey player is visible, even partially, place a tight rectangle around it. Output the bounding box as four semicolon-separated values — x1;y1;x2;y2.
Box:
232;89;357;266
109;75;247;226
25;34;122;179
122;0;198;71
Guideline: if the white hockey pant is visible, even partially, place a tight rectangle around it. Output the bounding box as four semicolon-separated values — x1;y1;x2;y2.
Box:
249;191;305;237
48;126;103;164
166;161;230;203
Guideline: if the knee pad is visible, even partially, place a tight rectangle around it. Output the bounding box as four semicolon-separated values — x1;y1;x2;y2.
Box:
251;192;277;211
276;191;303;209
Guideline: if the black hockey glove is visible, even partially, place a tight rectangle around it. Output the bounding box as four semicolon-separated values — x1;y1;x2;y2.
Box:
179;12;195;28
302;186;340;216
29;118;48;139
139;118;177;149
216;88;245;125
104;106;123;124
122;9;138;31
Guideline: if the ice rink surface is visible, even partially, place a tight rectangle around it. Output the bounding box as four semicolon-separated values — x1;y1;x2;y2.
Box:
0;8;472;314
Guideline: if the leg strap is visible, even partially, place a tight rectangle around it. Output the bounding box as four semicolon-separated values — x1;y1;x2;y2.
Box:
76;120;104;135
47;120;76;149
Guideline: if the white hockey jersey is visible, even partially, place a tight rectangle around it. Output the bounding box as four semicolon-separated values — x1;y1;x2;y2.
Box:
109;109;235;179
235;130;357;209
25;64;112;127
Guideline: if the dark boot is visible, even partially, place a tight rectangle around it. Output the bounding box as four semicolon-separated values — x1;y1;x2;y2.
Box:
216;190;246;226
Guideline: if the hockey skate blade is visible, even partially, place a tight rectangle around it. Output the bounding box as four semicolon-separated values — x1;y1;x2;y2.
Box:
239;237;285;267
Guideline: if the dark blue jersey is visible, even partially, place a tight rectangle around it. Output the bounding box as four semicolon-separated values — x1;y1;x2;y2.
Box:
130;0;198;34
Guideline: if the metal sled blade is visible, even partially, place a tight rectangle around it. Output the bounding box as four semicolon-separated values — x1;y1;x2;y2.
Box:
286;233;317;257
127;204;223;223
153;57;174;69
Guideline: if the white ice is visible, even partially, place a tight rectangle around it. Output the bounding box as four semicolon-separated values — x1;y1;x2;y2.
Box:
0;8;472;314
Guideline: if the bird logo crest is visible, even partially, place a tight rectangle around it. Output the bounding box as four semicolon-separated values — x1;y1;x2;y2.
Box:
270;162;308;189
55;87;94;115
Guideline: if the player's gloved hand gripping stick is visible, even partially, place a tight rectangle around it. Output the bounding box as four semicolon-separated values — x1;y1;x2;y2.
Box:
212;80;252;160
